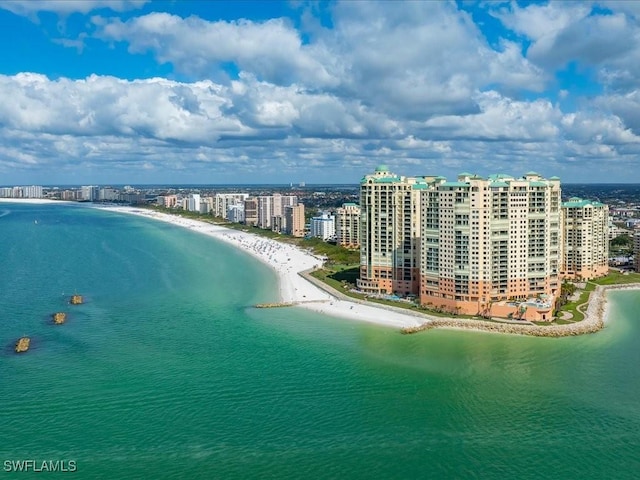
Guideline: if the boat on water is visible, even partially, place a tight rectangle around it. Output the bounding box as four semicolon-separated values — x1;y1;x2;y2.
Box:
52;312;67;324
15;337;30;353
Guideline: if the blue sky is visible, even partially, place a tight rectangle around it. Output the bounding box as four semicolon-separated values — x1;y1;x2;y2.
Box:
0;0;639;185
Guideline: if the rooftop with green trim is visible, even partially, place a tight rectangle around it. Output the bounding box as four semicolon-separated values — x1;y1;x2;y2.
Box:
487;173;513;181
440;182;471;188
562;197;606;208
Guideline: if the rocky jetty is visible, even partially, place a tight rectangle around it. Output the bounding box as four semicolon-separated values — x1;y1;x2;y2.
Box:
15;337;30;353
70;295;83;305
399;284;628;337
255;302;294;308
401;316;602;337
52;312;67;324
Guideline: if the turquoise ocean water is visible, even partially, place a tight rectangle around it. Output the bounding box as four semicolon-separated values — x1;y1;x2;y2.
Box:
1;203;639;479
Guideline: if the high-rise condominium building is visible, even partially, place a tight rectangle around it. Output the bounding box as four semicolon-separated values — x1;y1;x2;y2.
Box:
310;212;336;241
634;229;640;272
561;198;609;280
186;194;201;212
256;194;298;229
244;198;258;226
358;165;421;296
284;204;305;237
336;203;361;248
358;167;564;319
0;186;43;198
418;172;561;319
257;196;273;229
81;186;98;201
214;193;249;219
227;204;245;224
23;185;43;198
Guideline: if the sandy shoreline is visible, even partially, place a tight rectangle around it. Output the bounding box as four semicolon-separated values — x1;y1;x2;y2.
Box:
95;205;424;329
4;199;638;335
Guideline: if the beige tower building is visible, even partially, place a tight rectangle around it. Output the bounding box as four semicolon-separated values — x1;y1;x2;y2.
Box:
357;166;421;296
634;229;640;272
336;203;361;248
257;196;273;229
284;204;305;237
561;198;609;280
418;172;561;321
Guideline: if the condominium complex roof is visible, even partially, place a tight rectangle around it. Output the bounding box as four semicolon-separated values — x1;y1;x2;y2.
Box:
562;197;606;208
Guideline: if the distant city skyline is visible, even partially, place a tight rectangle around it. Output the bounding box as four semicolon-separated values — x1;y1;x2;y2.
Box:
1;1;640;184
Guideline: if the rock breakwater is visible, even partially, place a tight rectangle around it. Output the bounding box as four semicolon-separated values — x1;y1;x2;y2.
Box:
401;283;640;337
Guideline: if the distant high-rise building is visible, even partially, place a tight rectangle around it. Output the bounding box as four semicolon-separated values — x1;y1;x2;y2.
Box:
81;186;98;201
634;229;640;272
244;198;258;227
99;187;118;201
285;204;305;237
62;190;76;201
257;196;273;229
227;204;245;223
186;194;201;212
214;193;249;219
561;198;609;280
23;185;43;198
336;203;361;248
271;215;284;233
157;195;178;208
310;212;335;241
255;194;298;228
272;193;283;221
199;197;212;214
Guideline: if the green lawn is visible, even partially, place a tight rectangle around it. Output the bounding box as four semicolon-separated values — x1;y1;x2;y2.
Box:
556;286;593;323
591;271;640;285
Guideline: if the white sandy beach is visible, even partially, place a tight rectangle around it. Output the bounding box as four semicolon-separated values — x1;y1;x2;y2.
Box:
95;205;424;329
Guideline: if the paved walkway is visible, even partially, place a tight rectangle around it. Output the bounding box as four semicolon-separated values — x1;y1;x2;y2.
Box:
559;311;574;320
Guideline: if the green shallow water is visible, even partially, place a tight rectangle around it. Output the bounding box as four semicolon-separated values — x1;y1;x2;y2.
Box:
1;203;639;479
